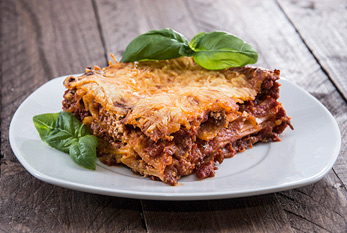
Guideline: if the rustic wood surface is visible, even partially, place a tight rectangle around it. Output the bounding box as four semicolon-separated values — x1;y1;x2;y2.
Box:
1;0;346;232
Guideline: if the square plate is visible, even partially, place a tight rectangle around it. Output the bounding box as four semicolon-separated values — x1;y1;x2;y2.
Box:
9;75;341;200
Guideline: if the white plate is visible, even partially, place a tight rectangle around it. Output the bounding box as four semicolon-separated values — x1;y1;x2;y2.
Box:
9;75;341;200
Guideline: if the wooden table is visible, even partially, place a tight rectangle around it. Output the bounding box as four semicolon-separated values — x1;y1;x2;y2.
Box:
1;0;346;232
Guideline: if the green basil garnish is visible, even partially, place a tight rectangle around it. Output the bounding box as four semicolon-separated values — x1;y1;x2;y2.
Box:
120;28;258;70
33;112;60;141
69;135;97;170
189;31;258;70
33;111;98;170
120;28;192;62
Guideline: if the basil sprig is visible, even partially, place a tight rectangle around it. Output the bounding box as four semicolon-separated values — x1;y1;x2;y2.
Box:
120;29;193;62
120;28;258;70
33;111;98;170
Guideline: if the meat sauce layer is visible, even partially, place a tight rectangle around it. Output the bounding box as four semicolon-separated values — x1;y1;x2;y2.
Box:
63;73;292;185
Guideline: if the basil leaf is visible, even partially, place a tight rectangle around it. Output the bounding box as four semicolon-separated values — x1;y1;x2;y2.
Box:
190;31;258;70
33;113;59;140
44;128;77;153
69;135;98;170
120;28;193;62
189;32;206;50
178;44;195;57
33;111;97;170
40;111;89;153
56;111;90;139
34;112;76;153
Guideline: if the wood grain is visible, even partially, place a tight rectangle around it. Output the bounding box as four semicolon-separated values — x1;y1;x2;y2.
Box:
1;0;346;232
186;0;347;180
93;0;295;232
275;0;347;197
141;195;293;233
278;0;347;101
0;0;144;232
1;0;106;163
0;161;145;233
277;170;347;232
91;0;145;62
93;0;200;61
93;0;347;231
184;0;347;231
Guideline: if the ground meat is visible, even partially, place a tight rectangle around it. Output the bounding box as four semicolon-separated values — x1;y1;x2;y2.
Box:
195;160;215;179
62;70;292;186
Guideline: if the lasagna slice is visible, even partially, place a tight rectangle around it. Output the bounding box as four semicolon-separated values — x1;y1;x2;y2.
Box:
62;57;292;185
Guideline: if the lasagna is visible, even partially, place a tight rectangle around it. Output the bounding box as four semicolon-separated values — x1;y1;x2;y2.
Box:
62;57;292;185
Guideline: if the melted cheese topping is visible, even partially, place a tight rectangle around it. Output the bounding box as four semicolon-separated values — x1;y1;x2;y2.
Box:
64;57;271;141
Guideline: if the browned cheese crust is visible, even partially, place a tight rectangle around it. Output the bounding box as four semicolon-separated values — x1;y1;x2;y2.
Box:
62;57;293;185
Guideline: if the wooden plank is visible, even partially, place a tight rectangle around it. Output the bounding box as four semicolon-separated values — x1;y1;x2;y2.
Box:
92;0;347;231
141;195;293;233
92;0;148;62
0;0;145;232
277;0;347;101
144;0;347;230
0;161;145;232
137;0;199;40
181;0;347;231
1;0;106;162
93;0;200;62
277;170;347;232
274;0;347;192
188;0;347;181
1;0;342;232
93;0;294;232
